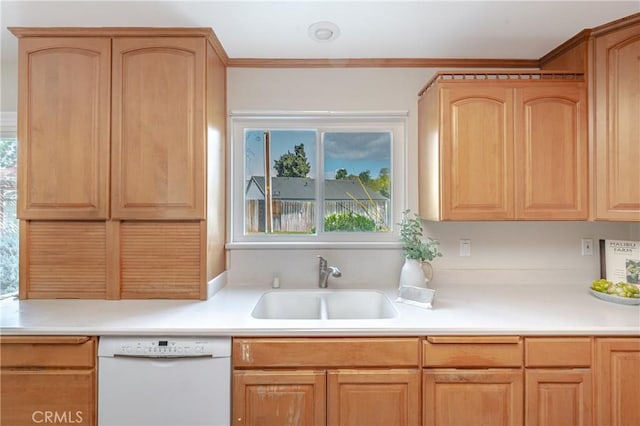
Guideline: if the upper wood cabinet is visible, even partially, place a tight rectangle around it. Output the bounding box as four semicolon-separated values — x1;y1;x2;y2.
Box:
593;18;640;221
16;37;111;220
540;13;640;221
12;28;218;221
11;28;228;300
111;37;205;219
418;72;588;221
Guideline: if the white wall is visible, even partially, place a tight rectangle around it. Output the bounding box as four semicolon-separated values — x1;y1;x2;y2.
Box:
227;67;637;287
1;61;18;113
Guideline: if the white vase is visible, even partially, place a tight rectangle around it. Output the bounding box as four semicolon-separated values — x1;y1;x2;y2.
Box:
399;258;433;288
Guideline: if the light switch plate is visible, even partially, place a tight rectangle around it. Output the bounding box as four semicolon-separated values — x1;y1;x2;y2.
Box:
581;238;594;256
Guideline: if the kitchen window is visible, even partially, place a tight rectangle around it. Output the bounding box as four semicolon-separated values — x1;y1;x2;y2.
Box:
230;112;407;244
0;113;18;298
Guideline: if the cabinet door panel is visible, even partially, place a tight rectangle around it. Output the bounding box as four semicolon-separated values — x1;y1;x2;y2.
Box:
515;84;588;219
595;23;640;221
423;369;523;426
233;370;325;426
327;369;420;426
112;37;205;219
0;369;96;426
525;369;592;426
17;37;110;219
441;85;514;220
595;338;640;426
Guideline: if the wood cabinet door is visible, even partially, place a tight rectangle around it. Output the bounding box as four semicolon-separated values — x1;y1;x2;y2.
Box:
17;37;110;220
440;85;514;220
0;369;96;426
423;369;523;426
233;370;326;426
594;22;640;221
514;84;588;220
595;338;640;426
525;369;592;426
327;369;420;426
111;37;206;220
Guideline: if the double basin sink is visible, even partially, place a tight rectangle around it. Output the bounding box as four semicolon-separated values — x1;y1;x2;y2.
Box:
251;289;397;320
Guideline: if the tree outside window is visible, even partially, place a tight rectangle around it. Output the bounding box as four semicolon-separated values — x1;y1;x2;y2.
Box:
0;137;18;298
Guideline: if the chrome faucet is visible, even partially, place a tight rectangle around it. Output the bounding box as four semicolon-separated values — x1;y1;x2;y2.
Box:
318;256;342;288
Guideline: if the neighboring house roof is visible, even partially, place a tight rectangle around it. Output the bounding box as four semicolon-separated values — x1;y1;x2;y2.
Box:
246;176;388;201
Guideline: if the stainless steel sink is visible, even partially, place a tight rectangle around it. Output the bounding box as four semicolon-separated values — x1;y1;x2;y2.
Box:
251;289;397;320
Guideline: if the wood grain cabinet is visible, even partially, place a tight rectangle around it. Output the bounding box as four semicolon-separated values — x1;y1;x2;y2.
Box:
594;337;640;426
540;13;640;221
232;337;421;426
593;18;640;221
10;28;227;299
422;336;524;426
524;337;593;426
418;72;588;221
0;336;97;426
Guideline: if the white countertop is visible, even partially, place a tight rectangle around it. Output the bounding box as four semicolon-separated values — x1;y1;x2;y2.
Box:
1;283;639;336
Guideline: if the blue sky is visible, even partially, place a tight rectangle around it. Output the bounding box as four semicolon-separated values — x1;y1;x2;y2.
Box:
245;130;391;179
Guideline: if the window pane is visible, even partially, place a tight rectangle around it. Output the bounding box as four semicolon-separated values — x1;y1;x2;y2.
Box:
323;132;391;232
245;129;317;234
0;137;18;298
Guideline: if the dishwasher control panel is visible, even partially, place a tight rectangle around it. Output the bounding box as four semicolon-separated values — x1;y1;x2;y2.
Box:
98;336;231;358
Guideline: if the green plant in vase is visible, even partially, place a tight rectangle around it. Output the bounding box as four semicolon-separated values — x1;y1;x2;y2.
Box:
398;210;442;287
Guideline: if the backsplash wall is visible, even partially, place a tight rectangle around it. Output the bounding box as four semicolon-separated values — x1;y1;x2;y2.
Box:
226;67;638;287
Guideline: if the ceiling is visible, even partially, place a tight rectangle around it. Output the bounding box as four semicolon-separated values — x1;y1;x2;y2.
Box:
2;1;639;64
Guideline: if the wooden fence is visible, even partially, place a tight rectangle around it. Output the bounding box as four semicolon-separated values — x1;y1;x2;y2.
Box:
245;199;389;233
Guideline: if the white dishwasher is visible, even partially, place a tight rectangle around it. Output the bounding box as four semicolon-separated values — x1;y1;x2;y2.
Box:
98;336;231;426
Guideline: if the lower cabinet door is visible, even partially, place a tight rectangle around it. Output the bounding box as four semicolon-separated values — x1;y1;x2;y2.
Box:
233;370;326;426
327;369;421;426
423;369;523;426
0;369;96;426
525;369;592;426
595;338;640;426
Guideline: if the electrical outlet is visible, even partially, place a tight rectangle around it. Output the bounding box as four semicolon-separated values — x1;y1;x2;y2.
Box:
459;239;471;256
581;238;594;256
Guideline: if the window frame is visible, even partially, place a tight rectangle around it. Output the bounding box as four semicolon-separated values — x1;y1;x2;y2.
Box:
229;111;408;246
0;112;18;299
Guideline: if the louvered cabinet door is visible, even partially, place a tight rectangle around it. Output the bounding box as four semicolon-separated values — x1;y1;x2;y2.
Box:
20;221;108;299
118;221;205;299
111;37;206;220
16;37;110;220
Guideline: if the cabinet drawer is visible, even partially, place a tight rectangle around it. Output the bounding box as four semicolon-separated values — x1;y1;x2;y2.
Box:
233;337;420;368
525;337;592;367
0;336;96;368
423;336;523;367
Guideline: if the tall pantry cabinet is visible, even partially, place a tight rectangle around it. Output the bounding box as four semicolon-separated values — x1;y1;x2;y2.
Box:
540;13;640;221
10;28;227;299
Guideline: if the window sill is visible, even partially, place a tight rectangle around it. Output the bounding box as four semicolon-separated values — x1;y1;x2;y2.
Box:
226;241;403;250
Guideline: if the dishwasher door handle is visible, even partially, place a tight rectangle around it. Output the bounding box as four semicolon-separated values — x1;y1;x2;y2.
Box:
112;354;214;360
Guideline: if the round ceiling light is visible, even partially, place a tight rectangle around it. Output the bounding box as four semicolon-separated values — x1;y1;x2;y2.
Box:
308;21;340;42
